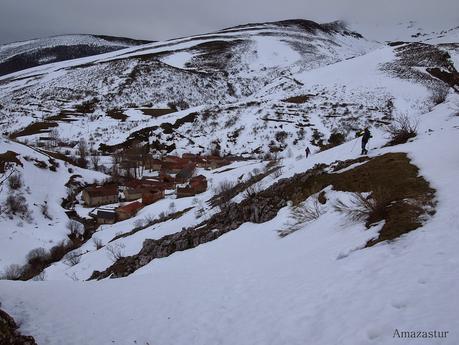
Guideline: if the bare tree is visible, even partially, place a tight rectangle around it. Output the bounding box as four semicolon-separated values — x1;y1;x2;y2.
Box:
49;129;60;147
77;139;88;167
1;264;23;280
106;243;125;262
66;220;84;238
91;154;100;171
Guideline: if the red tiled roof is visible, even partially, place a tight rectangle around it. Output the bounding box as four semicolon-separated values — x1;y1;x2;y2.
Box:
85;185;118;197
117;201;144;215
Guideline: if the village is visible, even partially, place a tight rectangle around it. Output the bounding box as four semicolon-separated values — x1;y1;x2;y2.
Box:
81;153;231;224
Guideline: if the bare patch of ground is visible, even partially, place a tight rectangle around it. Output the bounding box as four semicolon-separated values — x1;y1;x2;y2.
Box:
9;122;58;139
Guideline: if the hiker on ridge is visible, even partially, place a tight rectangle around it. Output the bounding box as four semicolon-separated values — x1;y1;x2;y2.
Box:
357;127;372;155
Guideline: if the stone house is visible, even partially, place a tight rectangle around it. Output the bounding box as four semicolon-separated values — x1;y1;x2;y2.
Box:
175;163;196;184
82;185;118;207
124;187;143;201
176;175;207;198
142;189;165;205
116;201;144;221
96;209;117;224
190;175;207;193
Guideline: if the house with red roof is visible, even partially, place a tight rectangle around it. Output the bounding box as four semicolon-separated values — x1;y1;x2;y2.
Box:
116;201;144;221
82;184;118;207
176;175;207;198
142;189;165;205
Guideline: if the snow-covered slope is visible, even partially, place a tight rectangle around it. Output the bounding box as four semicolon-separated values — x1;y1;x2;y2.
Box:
0;18;459;345
0;34;151;76
0;138;105;270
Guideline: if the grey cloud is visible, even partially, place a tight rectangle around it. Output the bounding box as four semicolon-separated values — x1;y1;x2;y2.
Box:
0;0;458;44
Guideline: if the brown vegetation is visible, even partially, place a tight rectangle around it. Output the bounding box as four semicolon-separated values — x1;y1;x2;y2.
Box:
0;151;22;173
10;121;58;139
385;114;418;146
282;94;314;104
139;108;175;117
107;108;128;121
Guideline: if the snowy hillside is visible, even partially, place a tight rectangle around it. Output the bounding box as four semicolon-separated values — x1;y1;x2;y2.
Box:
0;34;151;76
1;18;459;345
0;19;378;156
0;138;106;271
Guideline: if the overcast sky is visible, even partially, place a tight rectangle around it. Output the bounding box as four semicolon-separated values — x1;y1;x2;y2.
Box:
1;0;458;44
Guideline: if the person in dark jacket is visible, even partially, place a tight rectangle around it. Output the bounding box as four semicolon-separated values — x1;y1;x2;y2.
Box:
359;127;372;155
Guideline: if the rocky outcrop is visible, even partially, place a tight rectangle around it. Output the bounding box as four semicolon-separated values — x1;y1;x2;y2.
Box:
0;309;37;345
427;67;459;92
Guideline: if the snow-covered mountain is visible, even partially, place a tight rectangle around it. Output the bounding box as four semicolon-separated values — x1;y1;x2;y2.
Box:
0;18;459;345
0;34;151;76
0;20;379;156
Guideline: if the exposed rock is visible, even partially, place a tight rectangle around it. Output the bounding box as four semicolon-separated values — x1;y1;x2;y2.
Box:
0;309;37;345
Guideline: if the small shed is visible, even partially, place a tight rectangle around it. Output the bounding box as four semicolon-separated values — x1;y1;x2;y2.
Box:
96;209;116;224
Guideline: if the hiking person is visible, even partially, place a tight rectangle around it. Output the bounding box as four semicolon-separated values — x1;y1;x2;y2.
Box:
356;127;372;155
305;146;311;158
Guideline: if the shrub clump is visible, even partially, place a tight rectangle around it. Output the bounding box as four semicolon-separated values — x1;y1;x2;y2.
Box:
334;191;389;227
385;114;418;146
26;247;50;267
64;250;82;266
7;172;23;190
1;264;23;280
278;196;324;237
4;193;30;219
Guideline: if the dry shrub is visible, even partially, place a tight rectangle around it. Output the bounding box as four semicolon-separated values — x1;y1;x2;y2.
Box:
8;172;23;190
49;240;75;262
265;153;281;169
106;243;125;262
385;114;418;146
26;247;50;266
271;167;283;179
75;98;97;113
1;264;23;280
64;250;82;266
243;183;263;199
334;191;389;226
213;180;236;203
430;87;448;105
327;131;345;147
92;237;103;250
4;193;29;218
278;197;324;237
